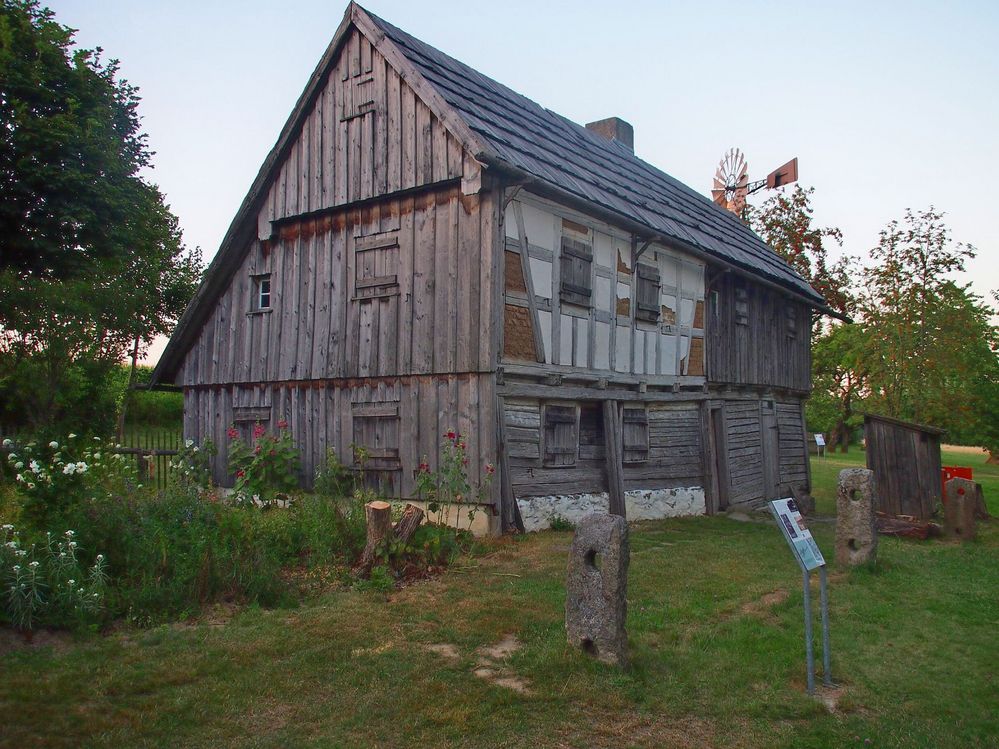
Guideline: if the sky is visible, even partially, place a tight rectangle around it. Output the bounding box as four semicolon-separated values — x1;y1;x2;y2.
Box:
45;1;999;364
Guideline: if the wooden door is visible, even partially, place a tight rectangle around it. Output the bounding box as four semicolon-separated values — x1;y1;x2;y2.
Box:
761;401;780;500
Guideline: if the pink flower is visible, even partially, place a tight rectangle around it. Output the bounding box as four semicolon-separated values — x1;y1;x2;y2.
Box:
277;419;288;430
462;458;469;466
446;429;456;441
236;469;245;478
227;427;239;440
253;423;266;439
485;463;495;475
254;445;262;455
418;461;430;473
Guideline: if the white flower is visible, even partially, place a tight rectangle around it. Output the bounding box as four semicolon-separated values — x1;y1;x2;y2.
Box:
96;554;104;562
1;524;13;532
16;549;26;557
68;433;77;439
49;441;59;449
28;561;39;569
26;483;35;490
12;565;20;572
29;460;40;473
63;464;77;475
69;541;77;548
93;452;101;460
14;461;23;470
75;462;88;473
185;440;194;448
1;438;11;447
15;474;24;483
5;541;17;549
67;579;75;585
65;530;75;538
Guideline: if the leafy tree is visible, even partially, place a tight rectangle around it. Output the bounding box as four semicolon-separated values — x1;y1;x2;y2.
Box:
806;323;868;452
748;185;855;319
0;1;201;433
859;208;998;446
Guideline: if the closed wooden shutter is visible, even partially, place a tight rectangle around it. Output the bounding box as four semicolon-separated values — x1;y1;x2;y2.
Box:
635;264;661;322
559;237;593;307
621;407;649;463
543;404;578;467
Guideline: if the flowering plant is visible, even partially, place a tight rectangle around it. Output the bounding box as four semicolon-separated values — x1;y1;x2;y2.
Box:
226;421;300;505
415;429;494;529
170;437;216;491
2;435;135;527
0;524;108;634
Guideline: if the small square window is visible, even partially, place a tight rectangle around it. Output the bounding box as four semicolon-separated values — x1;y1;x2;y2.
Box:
253;274;272;311
621;407;649;463
543;404;578;467
635;264;661;322
559;236;593;308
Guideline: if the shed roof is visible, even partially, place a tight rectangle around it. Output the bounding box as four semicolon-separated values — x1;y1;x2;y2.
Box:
864;413;947;436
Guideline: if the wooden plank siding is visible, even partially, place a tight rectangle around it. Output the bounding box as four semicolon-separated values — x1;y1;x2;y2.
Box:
179;187;496;386
706;272;811;392
184;374;496;501
257;28;466;238
864;415;943;520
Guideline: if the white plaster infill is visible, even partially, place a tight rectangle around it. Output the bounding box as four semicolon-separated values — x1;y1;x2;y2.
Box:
516;486;706;532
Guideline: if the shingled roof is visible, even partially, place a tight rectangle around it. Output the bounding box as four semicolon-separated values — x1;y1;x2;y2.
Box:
365;8;825;306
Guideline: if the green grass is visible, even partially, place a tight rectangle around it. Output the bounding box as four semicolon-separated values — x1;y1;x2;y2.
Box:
1;452;997;748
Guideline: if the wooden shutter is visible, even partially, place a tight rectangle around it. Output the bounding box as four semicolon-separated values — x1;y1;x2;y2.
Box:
621;407;649;463
351;401;401;468
635;264;661;322
543;404;578;467
354;232;400;300
734;284;749;326
559;237;592;307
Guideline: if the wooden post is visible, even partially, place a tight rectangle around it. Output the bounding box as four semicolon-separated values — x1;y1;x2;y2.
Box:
356;500;392;576
603;400;626;518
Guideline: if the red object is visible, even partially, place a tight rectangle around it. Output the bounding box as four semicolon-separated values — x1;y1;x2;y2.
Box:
941;466;973;501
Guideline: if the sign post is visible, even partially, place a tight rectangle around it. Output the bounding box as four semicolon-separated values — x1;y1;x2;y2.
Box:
814;433;826;458
768;497;832;694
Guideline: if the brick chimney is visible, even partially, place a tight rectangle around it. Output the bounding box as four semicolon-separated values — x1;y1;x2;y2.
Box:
585;117;634;152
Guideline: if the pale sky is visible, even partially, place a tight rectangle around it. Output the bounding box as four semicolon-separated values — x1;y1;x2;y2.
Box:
46;1;999;364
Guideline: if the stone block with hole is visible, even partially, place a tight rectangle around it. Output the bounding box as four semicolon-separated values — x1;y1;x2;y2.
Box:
944;477;977;541
835;468;877;567
564;513;629;667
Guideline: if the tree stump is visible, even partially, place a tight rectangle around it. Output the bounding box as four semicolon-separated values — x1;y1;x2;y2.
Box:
394;503;425;546
356;500;392;576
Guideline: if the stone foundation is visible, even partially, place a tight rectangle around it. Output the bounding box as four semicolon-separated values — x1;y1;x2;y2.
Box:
517;486;706;532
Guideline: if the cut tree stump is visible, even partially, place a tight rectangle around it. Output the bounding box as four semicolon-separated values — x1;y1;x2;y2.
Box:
356;500;392;577
394;503;425;546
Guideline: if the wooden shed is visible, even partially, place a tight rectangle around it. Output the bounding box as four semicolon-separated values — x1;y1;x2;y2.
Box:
864;414;944;520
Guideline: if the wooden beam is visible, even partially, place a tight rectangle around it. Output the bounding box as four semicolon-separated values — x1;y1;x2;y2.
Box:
513;200;547;363
603;400;626;518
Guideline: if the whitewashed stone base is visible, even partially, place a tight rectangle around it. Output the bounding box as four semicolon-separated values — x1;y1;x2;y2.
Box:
517;486;706;532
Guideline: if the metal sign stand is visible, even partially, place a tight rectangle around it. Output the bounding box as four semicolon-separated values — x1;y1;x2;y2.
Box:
769;498;832;695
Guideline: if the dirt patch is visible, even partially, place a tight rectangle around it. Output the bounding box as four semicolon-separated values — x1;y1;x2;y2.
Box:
941;444;987;455
0;627;75;655
425;643;460;661
478;633;521;660
815;684;846;713
351;641;394;657
560;707;734;749
472;634;532;694
740;589;789;615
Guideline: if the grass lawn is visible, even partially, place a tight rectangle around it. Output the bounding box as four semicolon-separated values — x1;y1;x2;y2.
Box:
1;451;997;748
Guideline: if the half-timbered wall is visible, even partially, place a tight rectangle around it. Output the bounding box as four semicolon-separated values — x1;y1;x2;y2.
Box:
501;194;706;381
255;27;471;239
706;272;811;391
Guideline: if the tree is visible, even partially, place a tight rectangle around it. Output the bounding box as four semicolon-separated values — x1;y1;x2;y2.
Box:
807;323;868;452
859;208;998;446
0;1;201;433
748;185;855;319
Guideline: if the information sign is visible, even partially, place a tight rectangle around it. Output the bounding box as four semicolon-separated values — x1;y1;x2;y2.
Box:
769;498;825;571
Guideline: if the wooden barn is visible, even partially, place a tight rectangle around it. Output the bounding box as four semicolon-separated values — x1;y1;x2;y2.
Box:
864;414;944;521
152;3;841;533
